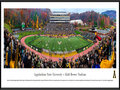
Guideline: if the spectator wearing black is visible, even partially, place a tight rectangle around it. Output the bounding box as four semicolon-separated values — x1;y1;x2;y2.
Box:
62;58;67;68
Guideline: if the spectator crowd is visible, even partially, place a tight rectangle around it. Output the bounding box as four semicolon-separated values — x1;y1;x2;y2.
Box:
4;27;116;68
80;31;96;41
44;22;75;35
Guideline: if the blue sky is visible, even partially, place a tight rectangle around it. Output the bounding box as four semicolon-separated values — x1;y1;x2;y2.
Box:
50;8;116;14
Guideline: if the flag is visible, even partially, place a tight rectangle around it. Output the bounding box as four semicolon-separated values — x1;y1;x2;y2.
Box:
10;41;15;68
15;45;19;68
10;60;15;68
10;41;13;61
5;51;8;66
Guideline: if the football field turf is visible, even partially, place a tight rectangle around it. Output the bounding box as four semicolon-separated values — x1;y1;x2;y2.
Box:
25;36;93;52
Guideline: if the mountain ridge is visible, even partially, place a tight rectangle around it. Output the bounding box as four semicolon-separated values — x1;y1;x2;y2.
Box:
101;10;116;20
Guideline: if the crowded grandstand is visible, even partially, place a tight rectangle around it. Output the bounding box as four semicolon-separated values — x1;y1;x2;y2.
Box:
4;9;116;68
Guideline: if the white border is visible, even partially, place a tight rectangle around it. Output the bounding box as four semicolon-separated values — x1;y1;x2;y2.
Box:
1;2;119;88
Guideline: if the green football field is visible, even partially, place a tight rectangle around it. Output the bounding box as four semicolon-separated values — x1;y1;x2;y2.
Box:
25;36;93;52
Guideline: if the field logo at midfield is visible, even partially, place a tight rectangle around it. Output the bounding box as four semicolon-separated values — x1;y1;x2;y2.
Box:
58;41;62;45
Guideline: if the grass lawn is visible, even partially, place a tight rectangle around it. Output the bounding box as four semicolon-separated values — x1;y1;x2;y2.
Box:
74;30;82;34
4;23;13;33
25;36;93;52
16;30;44;40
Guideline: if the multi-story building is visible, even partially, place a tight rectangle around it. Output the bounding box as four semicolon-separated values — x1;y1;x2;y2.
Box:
45;11;75;35
49;11;70;23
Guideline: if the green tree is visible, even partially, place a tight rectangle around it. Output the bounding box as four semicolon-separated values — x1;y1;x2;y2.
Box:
33;11;37;23
94;21;97;27
100;19;104;28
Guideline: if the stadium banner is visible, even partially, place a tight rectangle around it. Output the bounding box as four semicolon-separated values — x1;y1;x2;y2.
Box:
1;2;119;88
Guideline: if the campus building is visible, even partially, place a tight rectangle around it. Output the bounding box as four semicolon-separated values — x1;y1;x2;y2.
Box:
44;11;75;35
49;11;70;23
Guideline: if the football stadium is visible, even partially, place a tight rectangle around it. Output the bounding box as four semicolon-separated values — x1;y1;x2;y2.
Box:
4;9;116;68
